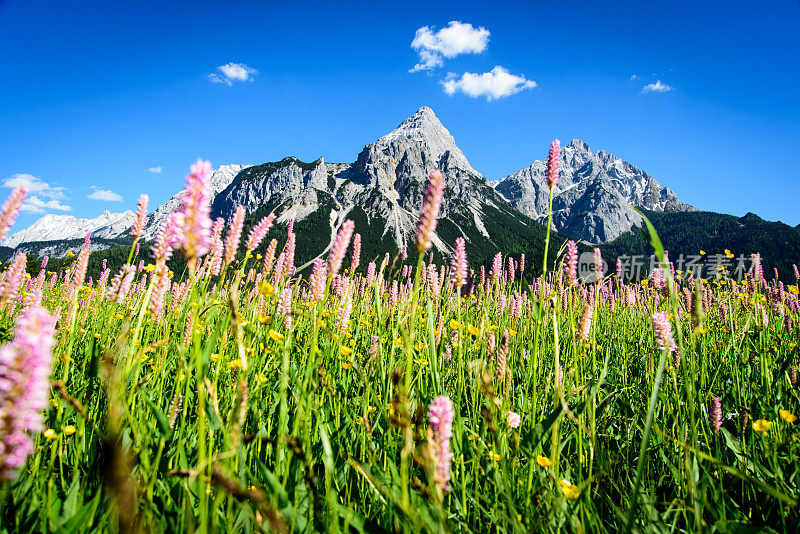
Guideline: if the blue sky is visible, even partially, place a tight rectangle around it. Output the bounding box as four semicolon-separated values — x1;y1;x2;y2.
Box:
1;0;799;231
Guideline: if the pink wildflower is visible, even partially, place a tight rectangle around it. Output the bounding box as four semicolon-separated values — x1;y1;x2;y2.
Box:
710;396;722;434
176;159;213;263
223;206;246;268
245;212;275;252
309;259;327;302
651;311;675;353
563;240;578;286
546;139;561;189
450;237;468;289
0;187;26;243
328;220;354;277
130;194;149;240
507;411;521;429
415;170;445;254
0;305;56;480
427;396;454;492
350;233;361;274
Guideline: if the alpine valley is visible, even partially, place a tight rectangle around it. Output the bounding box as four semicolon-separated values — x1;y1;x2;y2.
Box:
3;107;799;279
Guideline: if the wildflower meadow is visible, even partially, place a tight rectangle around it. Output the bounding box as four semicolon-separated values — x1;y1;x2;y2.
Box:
0;146;799;533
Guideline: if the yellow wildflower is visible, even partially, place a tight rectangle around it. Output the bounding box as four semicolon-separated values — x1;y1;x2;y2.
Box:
779;410;797;424
341;361;352;370
536;455;552;467
43;429;56;440
63;425;76;436
449;319;463;330
269;330;284;342
752;419;772;434
467;324;480;336
559;480;580;500
258;281;274;297
340;345;353;356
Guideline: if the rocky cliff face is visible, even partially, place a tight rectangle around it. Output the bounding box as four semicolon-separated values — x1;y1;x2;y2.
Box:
496;139;695;243
211;107;518;263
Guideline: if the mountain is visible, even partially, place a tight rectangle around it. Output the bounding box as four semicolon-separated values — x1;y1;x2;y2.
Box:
142;164;251;240
495;139;695;243
601;210;800;281
210;106;559;270
3;210;135;249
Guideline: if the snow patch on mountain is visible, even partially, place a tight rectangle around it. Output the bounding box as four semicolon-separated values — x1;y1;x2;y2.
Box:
3;210;135;248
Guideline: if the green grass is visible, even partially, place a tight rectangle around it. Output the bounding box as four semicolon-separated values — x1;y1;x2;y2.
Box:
0;220;799;533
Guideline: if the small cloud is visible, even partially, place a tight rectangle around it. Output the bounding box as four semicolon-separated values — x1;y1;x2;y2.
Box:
630;74;640;81
88;187;123;202
641;80;673;93
410;21;490;72
209;62;258;85
21;195;72;214
147;166;162;174
2;173;67;200
441;66;536;101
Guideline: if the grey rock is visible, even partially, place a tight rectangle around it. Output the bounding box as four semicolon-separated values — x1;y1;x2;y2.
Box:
496;138;695;243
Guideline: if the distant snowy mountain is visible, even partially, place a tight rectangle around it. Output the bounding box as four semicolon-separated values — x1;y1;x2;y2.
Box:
3;210;135;248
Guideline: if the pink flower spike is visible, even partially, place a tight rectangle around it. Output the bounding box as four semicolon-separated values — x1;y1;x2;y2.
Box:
450;237;468;289
224;206;246;267
130;194;149;240
428;395;454;492
245;212;276;252
0;187;27;243
328;220;354;277
177;159;213;263
546;139;560;189
415;170;445;254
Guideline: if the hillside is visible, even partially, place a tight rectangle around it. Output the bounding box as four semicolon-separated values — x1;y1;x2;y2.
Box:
602;210;800;281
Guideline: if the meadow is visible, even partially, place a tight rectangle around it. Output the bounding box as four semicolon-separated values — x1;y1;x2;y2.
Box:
0;154;798;533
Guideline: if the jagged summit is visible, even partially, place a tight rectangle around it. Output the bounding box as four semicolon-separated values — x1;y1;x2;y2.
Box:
495;138;695;243
364;106;480;179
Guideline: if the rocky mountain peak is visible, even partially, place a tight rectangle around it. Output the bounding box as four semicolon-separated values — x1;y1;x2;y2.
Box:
362;106;480;180
566;139;591;153
496;139;695;243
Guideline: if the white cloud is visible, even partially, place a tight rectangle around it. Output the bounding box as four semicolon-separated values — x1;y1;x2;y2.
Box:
2;173;67;200
209;62;258;85
147;166;162;174
642;80;672;93
21;196;72;214
410;21;490;72
441;66;536;101
630;74;640;81
88;187;123;202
